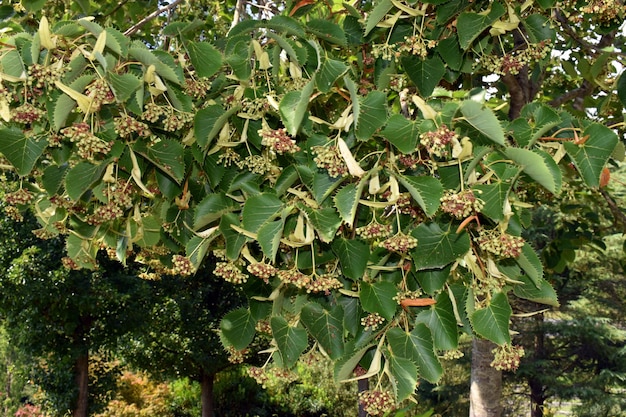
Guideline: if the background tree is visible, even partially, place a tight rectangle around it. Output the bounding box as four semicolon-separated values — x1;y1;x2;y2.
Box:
0;1;623;416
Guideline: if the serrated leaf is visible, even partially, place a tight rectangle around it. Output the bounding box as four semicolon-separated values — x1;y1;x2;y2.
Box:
396;174;443;217
457;2;506;49
301;302;345;359
504;147;561;194
332;238;369;280
41;164;68;195
108;72;141;103
563;123;618;188
516;242;543;286
387;354;418;401
356;91;387;140
470;292;512;345
271;316;308;368
513;274;559;307
266;32;307;64
194;104;241;150
460;100;506;145
334;183;359;227
415;292;458;350
194;193;239;230
47;92;75;131
186;234;216;270
473;182;509;221
129;44;183;84
279;78;314;135
364;0;393;36
360;281;398;321
304;206;342;243
381;114;420;154
334;345;375;382
266;15;306;37
316;58;348;93
219;213;248;260
411;222;470;270
524;14;556;43
413;264;452;295
306;19;347;46
133;138;185;183
386;326;443;383
257;218;284;262
618;71;626;107
1;49;25;79
0;128;47;177
187;41;222;78
65;162;106;200
402;55;446;97
221;308;256;350
104;27;129;56
242;193;283;233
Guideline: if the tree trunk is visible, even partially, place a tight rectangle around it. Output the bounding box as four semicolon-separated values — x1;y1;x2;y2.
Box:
358;378;369;417
530;314;546;417
73;352;89;417
201;371;215;417
470;338;502;417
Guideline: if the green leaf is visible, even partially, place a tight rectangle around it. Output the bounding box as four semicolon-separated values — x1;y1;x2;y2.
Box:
108;72;141;103
617;71;626;107
524;14;556;43
186;235;216;270
133;139;185;183
411;223;470;270
460;100;505;145
64;162;106;201
386;326;443;383
271;316;308;368
194;193;239;230
356;91;387;141
279;78;315;135
104;27;129;56
220;213;248;260
387;354;419;401
221;308;256;350
516;242;544;286
266;32;307;65
187;41;222;78
194;104;241;151
513;274;559;307
437;36;463;71
316;58;348;93
266;15;306;38
42;164;68;195
334;345;375;382
0;127;47;176
257;218;285;262
226;39;252;80
242;193;283;233
504;147;561;194
470;292;512;345
332;238;369;280
301;302;345;359
132;215;161;247
381;115;420;154
473;182;508;221
129;44;183;84
66;233;98;269
563;123;618;188
413;265;451;295
360;281;398;321
47;92;75;131
334;183;360;227
457;2;506;49
364;0;393;36
302;206;342;243
402;55;446;97
415;292;458;350
1;49;25;78
306;19;347;46
396;174;443;217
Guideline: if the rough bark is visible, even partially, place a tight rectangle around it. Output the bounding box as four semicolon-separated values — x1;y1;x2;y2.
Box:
201;371;215;417
358;378;369;417
529;314;546;417
469;338;502;417
73;352;89;417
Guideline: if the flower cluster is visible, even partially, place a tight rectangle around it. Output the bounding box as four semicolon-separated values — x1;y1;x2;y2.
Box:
255;319;272;334
260;127;300;155
420;124;458;157
225;345;248;364
441;349;465;360
491;344;525;372
356;219;392;239
381;233;418;253
358;390;395;417
61;122;112;161
312;145;348;178
87;181;135;225
4;188;33;206
479;41;551;76
277;268;311;288
88;203;124;225
86;78;115;111
237;155;274;175
361;313;385;331
581;0;626;23
62;257;80;270
440;190;483;219
11;103;45;124
247;262;277;283
27;63;65;90
114;114;151;138
172;254;194;276
247;366;269;387
305;273;343;295
397;35;437;58
475;229;525;258
398;153;421;169
214;261;248;284
185;77;211;99
141;103;193;131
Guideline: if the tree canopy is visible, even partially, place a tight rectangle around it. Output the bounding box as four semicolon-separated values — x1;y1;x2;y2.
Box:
0;0;624;413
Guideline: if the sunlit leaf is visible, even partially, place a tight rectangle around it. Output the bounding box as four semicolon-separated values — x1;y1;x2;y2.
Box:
271;316;308;368
301;302;345;359
470;292;512;345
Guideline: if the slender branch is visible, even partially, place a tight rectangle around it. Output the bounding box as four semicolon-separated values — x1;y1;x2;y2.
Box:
124;0;186;37
549;80;593;108
231;0;246;31
104;0;130;18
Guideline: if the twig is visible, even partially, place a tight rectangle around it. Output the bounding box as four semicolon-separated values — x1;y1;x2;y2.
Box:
124;0;185;37
231;0;246;31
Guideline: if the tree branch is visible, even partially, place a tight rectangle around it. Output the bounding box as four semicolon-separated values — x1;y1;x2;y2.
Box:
123;0;185;37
